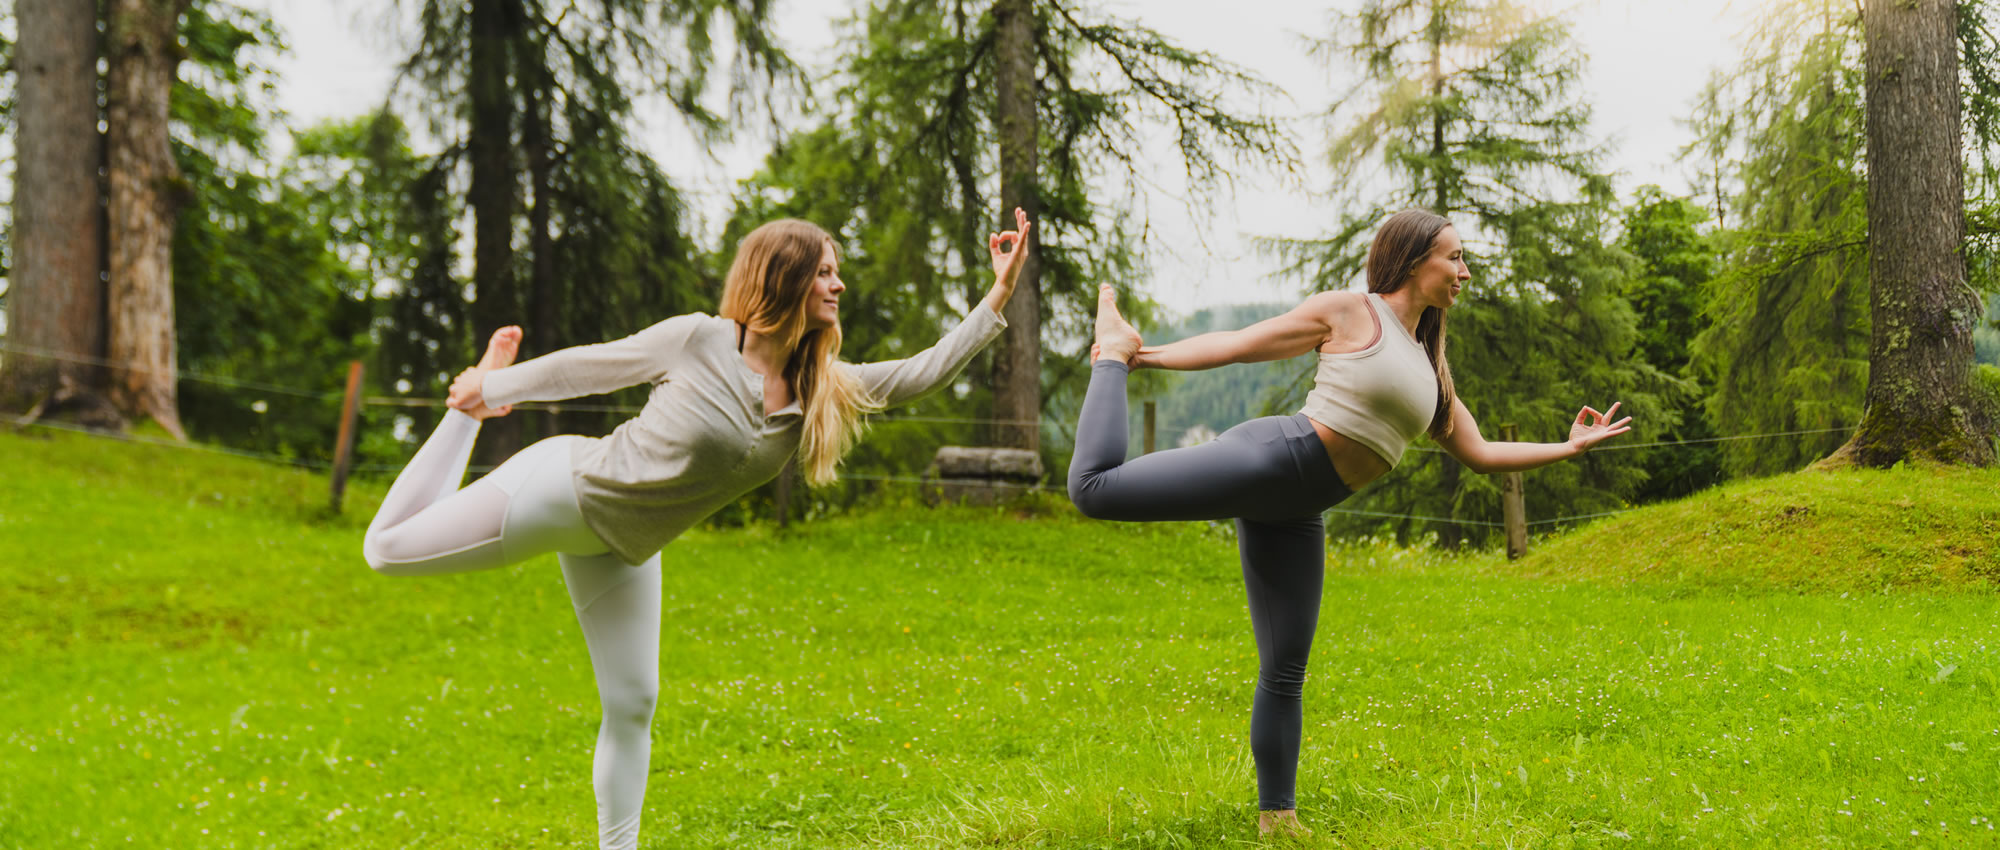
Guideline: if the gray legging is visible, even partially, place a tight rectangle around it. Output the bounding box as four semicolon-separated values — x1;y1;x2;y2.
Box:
1068;360;1354;811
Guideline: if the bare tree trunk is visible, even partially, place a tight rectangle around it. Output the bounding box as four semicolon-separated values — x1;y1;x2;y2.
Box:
469;0;522;463
104;0;190;439
1827;0;1993;468
2;0;109;420
524;69;560;440
991;0;1040;452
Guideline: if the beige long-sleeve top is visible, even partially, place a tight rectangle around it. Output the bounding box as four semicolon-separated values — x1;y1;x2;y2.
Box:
483;305;1008;565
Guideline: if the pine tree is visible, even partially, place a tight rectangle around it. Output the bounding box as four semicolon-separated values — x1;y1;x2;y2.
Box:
1824;0;1993;467
1685;0;2000;475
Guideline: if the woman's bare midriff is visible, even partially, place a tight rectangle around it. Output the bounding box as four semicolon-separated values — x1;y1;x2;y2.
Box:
1306;416;1391;490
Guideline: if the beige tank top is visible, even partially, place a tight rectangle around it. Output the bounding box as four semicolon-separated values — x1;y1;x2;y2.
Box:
1298;293;1439;468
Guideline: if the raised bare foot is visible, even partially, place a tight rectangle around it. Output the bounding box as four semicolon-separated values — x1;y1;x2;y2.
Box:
1093;284;1141;364
479;325;522;371
1257;809;1312;839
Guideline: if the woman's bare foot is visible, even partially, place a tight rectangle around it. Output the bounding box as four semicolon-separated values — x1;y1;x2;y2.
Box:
480;326;522;371
1093;284;1141;364
1258;809;1312;839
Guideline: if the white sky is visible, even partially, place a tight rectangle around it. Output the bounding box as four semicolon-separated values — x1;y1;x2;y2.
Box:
256;0;1764;316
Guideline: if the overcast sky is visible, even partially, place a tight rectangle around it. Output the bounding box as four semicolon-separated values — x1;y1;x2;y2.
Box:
254;0;1766;316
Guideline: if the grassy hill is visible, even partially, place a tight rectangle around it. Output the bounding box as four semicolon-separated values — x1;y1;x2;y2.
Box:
1515;463;2000;592
4;427;1998;848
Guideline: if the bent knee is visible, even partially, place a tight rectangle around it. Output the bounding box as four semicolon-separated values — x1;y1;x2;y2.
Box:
1068;476;1126;521
362;529;415;576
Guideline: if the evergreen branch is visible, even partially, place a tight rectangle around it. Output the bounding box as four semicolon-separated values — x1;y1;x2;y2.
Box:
1041;0;1298;191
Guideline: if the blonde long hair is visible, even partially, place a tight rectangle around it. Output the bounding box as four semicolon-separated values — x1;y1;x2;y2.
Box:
718;220;882;486
1366;209;1458;440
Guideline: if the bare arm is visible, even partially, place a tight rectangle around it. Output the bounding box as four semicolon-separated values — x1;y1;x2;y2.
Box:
1434;398;1633;474
1130;291;1350;371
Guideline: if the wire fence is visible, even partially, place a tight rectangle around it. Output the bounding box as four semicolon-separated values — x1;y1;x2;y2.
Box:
2;342;1865;531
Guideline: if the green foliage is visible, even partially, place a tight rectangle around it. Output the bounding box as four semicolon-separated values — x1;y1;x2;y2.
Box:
1280;0;1678;546
9;428;2000;847
1617;188;1725;502
1686;1;2000;477
170;1;378;463
1685;4;1868;478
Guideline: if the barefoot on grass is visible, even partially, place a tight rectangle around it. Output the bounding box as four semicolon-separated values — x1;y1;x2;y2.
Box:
1258;810;1312;840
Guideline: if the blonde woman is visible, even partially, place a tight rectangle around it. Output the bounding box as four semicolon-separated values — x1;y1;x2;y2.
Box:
361;209;1031;849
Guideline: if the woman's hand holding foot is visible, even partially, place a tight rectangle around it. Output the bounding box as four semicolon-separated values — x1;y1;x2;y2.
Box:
447;326;522;420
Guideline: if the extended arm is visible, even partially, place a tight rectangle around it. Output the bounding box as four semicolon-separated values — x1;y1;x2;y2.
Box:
1130;291;1349;371
845;209;1030;407
1434;398;1633;474
451;314;700;411
844;306;1008;407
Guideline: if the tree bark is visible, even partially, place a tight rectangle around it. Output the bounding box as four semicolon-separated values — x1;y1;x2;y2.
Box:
104;0;192;439
991;0;1041;452
469;0;522;463
1827;0;1993;467
2;0;108;417
524;66;560;440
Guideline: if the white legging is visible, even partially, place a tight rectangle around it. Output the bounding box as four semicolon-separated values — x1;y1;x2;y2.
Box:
363;410;661;850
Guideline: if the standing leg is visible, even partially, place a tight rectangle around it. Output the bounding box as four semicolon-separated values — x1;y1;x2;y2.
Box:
560;550;663;850
1237;513;1326;834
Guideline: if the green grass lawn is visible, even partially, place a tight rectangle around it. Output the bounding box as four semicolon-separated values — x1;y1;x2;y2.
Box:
4;427;1999;848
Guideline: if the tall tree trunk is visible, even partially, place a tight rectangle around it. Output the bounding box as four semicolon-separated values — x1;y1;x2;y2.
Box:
1428;2;1447;213
2;0;109;419
469;0;521;463
524;70;559;439
991;0;1040;452
1827;0;1993;467
104;0;191;439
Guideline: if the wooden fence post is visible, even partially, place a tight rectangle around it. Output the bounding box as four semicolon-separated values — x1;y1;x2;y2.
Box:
1143;401;1157;454
1500;423;1527;559
329;360;365;513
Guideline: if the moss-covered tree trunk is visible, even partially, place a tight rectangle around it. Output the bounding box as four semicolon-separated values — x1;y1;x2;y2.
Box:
1827;0;1994;467
990;0;1040;452
1;0;108;419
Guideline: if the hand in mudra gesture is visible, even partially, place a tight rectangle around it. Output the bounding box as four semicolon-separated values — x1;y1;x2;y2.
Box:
1569;402;1632;453
989;206;1033;290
